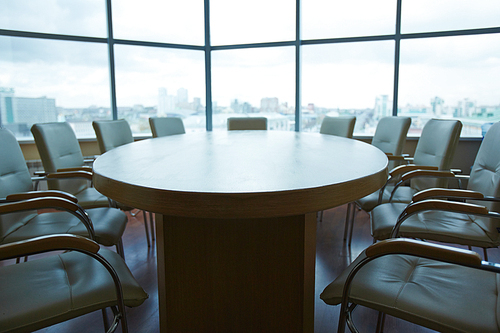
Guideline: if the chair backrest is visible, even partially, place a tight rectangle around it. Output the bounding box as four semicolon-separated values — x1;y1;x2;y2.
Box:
371;116;411;170
92;119;134;154
0;128;36;239
411;118;462;191
31;122;87;194
319;116;356;138
227;117;267;130
468;121;500;212
149;117;186;138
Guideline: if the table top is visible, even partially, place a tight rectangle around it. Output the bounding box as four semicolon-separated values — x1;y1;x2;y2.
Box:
93;131;388;218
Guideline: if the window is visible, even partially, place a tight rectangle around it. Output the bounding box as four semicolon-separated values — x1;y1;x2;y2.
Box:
211;47;295;131
1;1;499;139
302;41;394;134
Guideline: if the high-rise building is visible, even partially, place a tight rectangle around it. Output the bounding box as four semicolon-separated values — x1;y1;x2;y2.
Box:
0;88;56;136
158;88;168;117
374;95;391;120
260;97;279;113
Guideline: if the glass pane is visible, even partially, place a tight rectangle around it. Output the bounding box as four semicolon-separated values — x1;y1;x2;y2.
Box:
0;36;110;139
402;0;500;33
211;47;295;130
302;0;396;40
301;41;394;134
0;0;106;37
398;34;500;137
114;45;206;134
112;0;204;45
211;0;295;46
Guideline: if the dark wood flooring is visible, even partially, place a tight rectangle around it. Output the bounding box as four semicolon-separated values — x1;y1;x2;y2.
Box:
20;205;497;332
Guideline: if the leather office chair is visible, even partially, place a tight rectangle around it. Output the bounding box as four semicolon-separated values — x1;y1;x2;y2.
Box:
341;116;411;240
92;119;154;247
31;122;110;209
93;119;134;153
0;234;148;333
149;116;186;137
344;119;462;245
371;121;500;259
0;127;127;257
227;117;267;130
319;116;356;138
321;238;500;333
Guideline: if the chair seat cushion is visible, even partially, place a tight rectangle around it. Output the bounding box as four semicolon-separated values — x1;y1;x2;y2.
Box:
75;187;111;209
320;252;500;333
0;248;148;332
370;203;499;248
2;208;127;247
356;186;416;212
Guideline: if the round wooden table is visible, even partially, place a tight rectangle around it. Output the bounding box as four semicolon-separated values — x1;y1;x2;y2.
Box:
93;131;388;333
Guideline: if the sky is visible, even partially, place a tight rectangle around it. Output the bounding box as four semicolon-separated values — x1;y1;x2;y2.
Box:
1;0;500;110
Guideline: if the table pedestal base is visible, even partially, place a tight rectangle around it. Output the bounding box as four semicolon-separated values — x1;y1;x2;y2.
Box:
156;213;317;332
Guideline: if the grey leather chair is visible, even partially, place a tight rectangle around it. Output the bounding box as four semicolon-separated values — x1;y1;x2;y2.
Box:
0;234;148;333
344;119;462;246
227;117;267;130
31;122;110;209
341;116;411;241
149;116;186;137
321;238;500;333
0;127;127;257
92;119;154;247
93;119;134;153
371;121;500;259
319;116;356;138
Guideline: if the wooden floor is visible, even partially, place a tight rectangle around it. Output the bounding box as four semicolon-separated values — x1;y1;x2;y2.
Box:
26;204;497;332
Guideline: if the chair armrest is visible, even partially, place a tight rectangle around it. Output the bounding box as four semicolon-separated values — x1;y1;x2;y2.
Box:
399;170;456;183
0;197;80;214
389;170;457;202
401;199;488;218
391;199;491;238
387;155;406;161
388;164;439;178
57;166;93;173
0;234;99;261
365;238;482;267
47;170;93;181
412;188;484;203
0;197;95;240
6;190;78;203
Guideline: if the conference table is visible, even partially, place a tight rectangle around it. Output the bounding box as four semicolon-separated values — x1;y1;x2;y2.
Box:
93;130;388;332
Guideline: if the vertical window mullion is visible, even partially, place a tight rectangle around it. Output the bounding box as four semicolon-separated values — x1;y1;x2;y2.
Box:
106;0;118;120
295;0;301;132
205;0;213;131
392;0;402;116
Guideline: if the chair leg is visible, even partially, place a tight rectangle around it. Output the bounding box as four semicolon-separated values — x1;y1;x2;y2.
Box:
343;203;352;241
347;204;357;246
483;248;488;261
149;211;155;241
116;238;125;260
376;312;386;333
142;210;151;247
102;308;110;332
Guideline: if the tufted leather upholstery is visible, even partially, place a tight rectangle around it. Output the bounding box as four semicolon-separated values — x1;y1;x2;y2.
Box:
31;122;110;209
320;249;500;333
357;119;462;212
93;119;134;154
227;117;267;130
149;116;186;138
0;241;148;332
0;127;127;249
371;116;411;170
319;116;356;138
371;121;500;247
